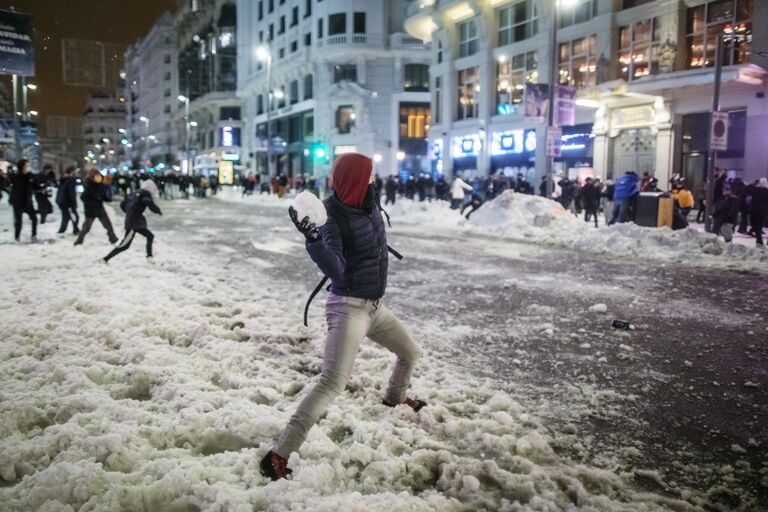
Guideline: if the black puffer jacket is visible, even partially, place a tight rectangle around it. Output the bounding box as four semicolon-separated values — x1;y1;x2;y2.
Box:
120;189;161;230
10;172;35;209
81;181;108;217
306;193;388;300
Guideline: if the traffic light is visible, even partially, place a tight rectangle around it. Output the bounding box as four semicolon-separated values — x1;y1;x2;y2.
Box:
309;142;328;162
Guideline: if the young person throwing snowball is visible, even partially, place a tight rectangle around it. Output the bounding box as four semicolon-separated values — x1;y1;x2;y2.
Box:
260;152;425;481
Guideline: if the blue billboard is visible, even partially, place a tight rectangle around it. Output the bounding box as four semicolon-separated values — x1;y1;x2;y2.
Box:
0;11;35;77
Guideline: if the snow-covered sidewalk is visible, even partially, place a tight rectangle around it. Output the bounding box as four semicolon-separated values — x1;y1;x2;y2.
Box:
0;198;756;511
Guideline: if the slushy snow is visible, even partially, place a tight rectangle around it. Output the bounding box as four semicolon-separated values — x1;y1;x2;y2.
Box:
0;193;758;511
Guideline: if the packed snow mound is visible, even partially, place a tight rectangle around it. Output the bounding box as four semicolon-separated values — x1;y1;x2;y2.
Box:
388;190;768;273
291;191;327;226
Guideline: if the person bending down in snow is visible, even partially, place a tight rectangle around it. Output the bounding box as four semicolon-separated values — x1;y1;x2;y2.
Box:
103;179;162;263
260;153;425;481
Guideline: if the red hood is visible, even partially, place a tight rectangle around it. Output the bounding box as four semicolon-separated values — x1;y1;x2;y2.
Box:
332;153;372;208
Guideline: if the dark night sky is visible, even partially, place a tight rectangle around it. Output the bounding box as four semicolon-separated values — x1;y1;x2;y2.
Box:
1;0;176;135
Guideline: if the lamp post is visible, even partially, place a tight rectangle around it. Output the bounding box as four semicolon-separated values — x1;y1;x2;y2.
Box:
139;116;150;169
256;45;273;178
22;81;36;121
178;95;192;174
546;0;581;198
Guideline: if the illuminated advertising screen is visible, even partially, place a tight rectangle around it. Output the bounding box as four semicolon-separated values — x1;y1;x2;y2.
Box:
220;126;241;147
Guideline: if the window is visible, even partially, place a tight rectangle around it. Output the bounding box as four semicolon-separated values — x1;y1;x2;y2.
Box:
686;0;752;69
304;74;313;99
279;16;285;34
560;0;598;28
259;30;264;42
290;80;299;104
164;71;171;80
164;54;171;64
354;12;366;34
399;103;431;138
329;13;346;35
433;76;442;124
258;0;263;20
404;64;429;92
623;0;655;8
619;18;660;80
278;86;286;108
318;18;323;38
334;64;357;82
437;38;443;64
164;105;171;113
336;105;355;134
269;23;274;41
278;47;285;59
291;7;298;26
456;67;479;120
458;20;478;57
498;0;538;45
496;52;538;113
268;0;273;13
220;107;241;120
304;0;311;18
290;40;298;52
164;88;171;97
304;33;311;46
257;94;264;115
558;35;597;88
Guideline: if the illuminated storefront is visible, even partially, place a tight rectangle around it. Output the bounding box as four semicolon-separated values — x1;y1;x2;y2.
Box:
489;128;537;178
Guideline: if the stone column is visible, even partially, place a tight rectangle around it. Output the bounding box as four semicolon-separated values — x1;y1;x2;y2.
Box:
654;124;674;188
592;105;610;180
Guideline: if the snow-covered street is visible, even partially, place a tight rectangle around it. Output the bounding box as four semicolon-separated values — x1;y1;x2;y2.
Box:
1;191;766;511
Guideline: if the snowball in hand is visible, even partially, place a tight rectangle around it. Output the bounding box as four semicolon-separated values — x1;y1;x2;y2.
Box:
291;191;327;226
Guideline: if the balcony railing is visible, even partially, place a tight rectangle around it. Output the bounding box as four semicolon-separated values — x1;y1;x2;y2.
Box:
390;33;429;49
316;33;384;49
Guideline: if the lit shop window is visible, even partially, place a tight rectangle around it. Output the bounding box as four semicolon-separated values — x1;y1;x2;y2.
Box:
686;0;752;69
399;103;431;138
559;35;597;88
451;134;481;158
456;67;479;120
498;0;538;46
458;19;478;58
619;18;660;80
496;51;538;115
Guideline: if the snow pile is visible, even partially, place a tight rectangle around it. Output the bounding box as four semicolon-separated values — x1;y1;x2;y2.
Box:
391;191;768;273
291;191;327;227
0;202;717;512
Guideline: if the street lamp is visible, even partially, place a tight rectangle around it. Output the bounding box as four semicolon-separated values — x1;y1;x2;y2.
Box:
139;116;150;169
546;0;583;198
179;95;192;174
256;44;274;177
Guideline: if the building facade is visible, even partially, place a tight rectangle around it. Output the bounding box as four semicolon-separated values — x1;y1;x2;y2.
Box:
124;11;179;171
406;0;768;191
237;0;431;180
82;89;127;171
175;0;242;176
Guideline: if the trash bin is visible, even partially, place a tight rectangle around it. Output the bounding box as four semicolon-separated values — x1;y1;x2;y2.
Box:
635;192;673;228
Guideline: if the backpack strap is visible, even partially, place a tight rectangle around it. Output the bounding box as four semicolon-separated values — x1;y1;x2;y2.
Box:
304;275;329;327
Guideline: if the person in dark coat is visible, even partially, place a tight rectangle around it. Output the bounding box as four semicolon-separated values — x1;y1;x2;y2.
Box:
557;177;576;213
34;164;56;224
738;181;755;234
104;179;162;262
56;166;80;235
0;170;10;205
748;178;768;246
261;153;424;481
9;159;38;242
581;177;601;227
384;175;397;205
74;168;118;246
712;186;741;242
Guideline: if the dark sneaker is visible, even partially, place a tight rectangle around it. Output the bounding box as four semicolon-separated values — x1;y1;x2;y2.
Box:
260;450;292;481
383;397;427;412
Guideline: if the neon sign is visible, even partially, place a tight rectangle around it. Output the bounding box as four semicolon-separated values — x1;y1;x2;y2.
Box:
452;135;481;158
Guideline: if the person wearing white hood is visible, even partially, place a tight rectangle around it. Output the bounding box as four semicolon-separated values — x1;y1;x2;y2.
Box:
103;179;163;262
450;174;473;209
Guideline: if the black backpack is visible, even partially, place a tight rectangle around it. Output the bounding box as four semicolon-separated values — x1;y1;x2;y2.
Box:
303;196;402;326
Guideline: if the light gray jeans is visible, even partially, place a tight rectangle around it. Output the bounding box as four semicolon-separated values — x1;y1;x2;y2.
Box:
274;293;421;457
